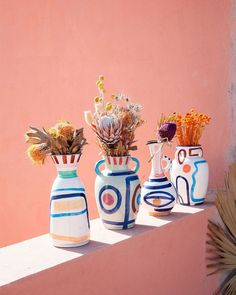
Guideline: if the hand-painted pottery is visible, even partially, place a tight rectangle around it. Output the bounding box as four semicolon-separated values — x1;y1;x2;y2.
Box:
50;154;90;247
141;140;177;216
95;156;141;230
170;145;209;206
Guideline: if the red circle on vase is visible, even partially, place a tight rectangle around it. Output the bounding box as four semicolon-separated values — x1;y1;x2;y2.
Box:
103;193;115;205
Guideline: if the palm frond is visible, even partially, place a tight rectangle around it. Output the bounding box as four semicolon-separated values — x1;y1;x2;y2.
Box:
207;162;236;295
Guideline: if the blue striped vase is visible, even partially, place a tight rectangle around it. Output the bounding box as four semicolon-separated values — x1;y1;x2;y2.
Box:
170;145;209;206
95;156;141;230
141;140;177;216
50;154;90;247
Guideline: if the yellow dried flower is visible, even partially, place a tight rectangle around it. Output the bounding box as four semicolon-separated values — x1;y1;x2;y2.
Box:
47;127;58;139
27;145;47;165
94;96;100;103
105;102;113;111
98;82;104;89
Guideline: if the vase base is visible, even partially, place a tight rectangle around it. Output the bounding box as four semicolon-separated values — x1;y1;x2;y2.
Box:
52;239;89;248
103;222;135;230
149;211;171;217
179;201;205;206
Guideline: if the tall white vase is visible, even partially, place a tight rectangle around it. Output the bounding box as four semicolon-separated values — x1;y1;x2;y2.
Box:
95;156;141;230
170;145;209;206
141;140;177;216
50;154;90;247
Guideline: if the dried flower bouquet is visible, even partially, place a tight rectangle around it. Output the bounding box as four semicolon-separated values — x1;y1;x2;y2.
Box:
25;121;87;165
84;75;143;156
158;110;211;146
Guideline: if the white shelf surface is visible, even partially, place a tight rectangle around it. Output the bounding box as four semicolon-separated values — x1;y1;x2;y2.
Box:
0;201;215;287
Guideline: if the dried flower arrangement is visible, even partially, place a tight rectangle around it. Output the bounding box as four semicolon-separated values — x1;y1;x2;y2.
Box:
84;75;144;156
158;110;211;146
25;121;87;165
207;163;236;295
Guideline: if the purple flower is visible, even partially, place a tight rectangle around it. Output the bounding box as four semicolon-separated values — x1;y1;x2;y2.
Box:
158;122;176;141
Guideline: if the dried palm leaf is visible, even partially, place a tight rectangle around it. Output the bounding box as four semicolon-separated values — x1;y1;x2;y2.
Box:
207;162;236;295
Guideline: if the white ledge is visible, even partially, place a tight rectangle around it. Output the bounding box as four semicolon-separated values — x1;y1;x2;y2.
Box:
0;199;215;288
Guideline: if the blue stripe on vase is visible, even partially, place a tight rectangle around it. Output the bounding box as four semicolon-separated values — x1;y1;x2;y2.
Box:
124;175;139;229
51;209;87;218
154;208;173;212
102;219;135;226
52;188;85;193
51;193;86;201
143;191;175;208
143;183;172;190
148;177;168;182
107;171;135;176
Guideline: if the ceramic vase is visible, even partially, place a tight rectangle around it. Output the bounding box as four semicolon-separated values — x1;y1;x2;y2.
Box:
170;145;209;206
141;140;177;216
95;156;141;229
50;154;90;247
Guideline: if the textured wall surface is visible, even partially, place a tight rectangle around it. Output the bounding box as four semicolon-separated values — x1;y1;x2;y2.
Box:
0;0;233;246
228;0;236;163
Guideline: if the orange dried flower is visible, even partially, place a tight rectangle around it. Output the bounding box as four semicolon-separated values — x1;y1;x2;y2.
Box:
173;110;211;146
55;121;74;140
27;144;47;165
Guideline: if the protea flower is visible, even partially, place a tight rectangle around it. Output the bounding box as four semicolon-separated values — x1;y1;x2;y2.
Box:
158;122;176;141
96;115;122;146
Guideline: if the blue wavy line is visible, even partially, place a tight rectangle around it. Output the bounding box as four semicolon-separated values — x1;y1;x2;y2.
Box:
191;160;206;203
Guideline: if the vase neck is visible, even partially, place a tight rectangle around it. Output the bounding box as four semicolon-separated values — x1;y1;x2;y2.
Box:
175;146;203;161
104;156;130;172
51;154;81;177
148;141;165;178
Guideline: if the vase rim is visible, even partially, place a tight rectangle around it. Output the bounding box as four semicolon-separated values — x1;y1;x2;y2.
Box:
51;153;81;157
176;145;202;147
146;140;164;145
103;155;130;158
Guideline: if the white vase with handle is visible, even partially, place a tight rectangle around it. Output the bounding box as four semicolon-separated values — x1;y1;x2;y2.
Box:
141;140;177;216
95;156;141;229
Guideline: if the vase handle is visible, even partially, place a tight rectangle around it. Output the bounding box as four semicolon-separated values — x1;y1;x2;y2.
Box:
131;157;140;173
95;159;105;176
161;155;171;173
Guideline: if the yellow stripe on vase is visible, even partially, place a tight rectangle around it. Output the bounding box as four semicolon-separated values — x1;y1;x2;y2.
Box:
53;198;85;213
50;233;89;243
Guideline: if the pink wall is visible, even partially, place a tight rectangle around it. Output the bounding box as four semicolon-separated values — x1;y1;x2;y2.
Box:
0;0;233;247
